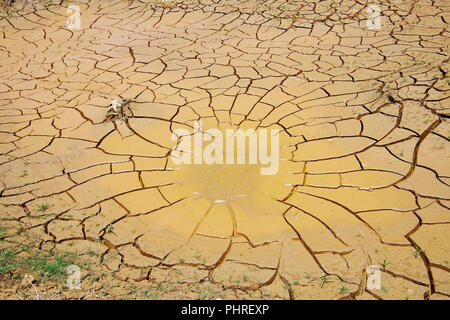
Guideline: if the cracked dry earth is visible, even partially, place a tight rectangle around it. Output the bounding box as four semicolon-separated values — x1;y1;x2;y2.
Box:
0;0;449;300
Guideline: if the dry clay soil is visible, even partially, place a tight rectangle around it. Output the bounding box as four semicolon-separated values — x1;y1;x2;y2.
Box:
0;0;449;300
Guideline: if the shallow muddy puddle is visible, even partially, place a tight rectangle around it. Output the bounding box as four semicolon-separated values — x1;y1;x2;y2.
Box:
0;0;449;300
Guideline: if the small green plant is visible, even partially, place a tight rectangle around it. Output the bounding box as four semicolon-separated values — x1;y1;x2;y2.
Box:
381;286;388;293
382;259;389;270
340;286;348;294
284;284;290;290
413;246;422;258
385;94;394;102
35;255;70;280
0;249;17;274
0;226;6;238
320;274;329;287
37;203;49;211
20;170;28;177
293;280;299;285
107;224;114;233
141;289;159;299
179;258;185;263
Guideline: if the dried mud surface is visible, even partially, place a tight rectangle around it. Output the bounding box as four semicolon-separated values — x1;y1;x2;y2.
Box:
0;0;449;300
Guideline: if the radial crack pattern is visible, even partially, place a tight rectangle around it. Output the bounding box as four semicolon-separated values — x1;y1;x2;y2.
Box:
0;0;449;300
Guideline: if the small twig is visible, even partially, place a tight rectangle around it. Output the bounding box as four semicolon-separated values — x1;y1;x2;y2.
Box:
31;283;40;300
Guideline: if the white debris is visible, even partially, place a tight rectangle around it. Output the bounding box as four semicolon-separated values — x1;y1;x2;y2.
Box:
107;99;123;113
104;99;131;121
